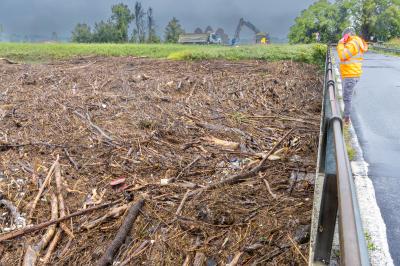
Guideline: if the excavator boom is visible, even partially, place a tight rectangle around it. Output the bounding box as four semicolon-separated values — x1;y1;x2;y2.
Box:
233;18;268;45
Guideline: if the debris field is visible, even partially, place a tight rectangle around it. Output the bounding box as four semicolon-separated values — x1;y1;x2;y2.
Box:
0;57;322;265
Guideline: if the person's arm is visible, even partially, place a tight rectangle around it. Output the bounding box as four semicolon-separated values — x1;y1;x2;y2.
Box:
337;41;352;61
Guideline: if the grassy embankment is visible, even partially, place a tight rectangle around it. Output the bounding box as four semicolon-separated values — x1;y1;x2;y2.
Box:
0;43;326;66
387;38;400;48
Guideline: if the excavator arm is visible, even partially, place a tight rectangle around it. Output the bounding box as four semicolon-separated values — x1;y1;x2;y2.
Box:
234;18;261;41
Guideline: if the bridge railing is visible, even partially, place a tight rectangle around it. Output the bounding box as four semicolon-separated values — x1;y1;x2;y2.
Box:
311;47;369;265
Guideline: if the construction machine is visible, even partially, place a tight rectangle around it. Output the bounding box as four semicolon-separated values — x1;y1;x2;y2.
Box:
178;33;221;45
232;18;269;45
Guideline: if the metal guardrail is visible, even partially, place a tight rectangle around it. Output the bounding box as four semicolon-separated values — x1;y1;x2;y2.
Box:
371;43;400;54
312;48;369;265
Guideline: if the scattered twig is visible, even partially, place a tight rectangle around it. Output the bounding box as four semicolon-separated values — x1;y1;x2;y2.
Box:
168;156;201;183
262;178;277;199
97;199;145;266
73;110;115;143
28;156;59;222
182;254;192;266
287;234;308;263
227;251;244;266
82;204;128;230
55;161;74;238
192;129;294;194
0;142;65;151
63;148;80;170
175;190;190;216
0;200;122;242
42;229;62;265
119;240;150;266
23;193;58;266
248;115;319;126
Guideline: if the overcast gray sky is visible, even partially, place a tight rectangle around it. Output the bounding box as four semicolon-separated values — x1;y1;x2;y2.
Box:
0;0;316;39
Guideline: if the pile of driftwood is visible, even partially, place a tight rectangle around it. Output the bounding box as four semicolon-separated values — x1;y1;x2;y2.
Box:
0;57;322;265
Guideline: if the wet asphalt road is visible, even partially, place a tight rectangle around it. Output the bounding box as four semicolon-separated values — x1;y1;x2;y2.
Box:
350;52;400;264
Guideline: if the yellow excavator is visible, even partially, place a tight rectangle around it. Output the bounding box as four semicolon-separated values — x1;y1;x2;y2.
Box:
232;18;269;45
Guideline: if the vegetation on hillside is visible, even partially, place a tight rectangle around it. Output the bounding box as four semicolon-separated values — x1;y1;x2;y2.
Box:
387;38;400;48
289;0;400;43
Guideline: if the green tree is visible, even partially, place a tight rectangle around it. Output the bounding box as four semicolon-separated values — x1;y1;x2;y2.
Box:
375;5;400;40
71;23;92;43
289;0;400;43
164;17;184;43
111;3;134;42
289;0;341;43
92;21;119;43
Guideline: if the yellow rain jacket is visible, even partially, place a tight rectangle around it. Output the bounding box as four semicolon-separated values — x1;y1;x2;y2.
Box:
337;35;368;78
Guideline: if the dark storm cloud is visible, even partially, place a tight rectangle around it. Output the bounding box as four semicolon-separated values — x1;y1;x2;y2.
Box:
0;0;316;39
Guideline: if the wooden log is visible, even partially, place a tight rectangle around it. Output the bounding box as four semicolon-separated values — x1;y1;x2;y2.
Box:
96;199;145;266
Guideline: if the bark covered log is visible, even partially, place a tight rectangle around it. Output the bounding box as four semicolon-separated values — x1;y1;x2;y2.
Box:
96;199;145;266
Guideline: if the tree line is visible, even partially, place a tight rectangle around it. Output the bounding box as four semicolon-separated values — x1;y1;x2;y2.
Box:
72;2;185;43
289;0;400;43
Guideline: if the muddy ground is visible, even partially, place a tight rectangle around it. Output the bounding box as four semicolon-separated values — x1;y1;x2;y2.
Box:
0;57;322;265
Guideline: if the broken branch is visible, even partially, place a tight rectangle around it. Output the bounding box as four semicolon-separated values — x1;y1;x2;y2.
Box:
28;156;59;221
0;200;122;243
193;129;294;194
96;199;145;266
23;193;58;266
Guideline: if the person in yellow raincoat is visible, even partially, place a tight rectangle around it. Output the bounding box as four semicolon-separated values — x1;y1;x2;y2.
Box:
337;27;368;124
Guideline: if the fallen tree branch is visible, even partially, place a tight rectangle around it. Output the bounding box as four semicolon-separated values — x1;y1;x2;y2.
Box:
175;190;190;216
161;156;201;185
191;129;294;194
82;204;128;230
287;234;307;263
227;251;243;266
0;200;122;243
73;110;115;143
262;178;277;199
42;228;62;265
248;115;319;126
23;193;58;266
63;148;80;170
97;199;145;266
28;156;59;221
0;142;66;151
55;161;74;238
